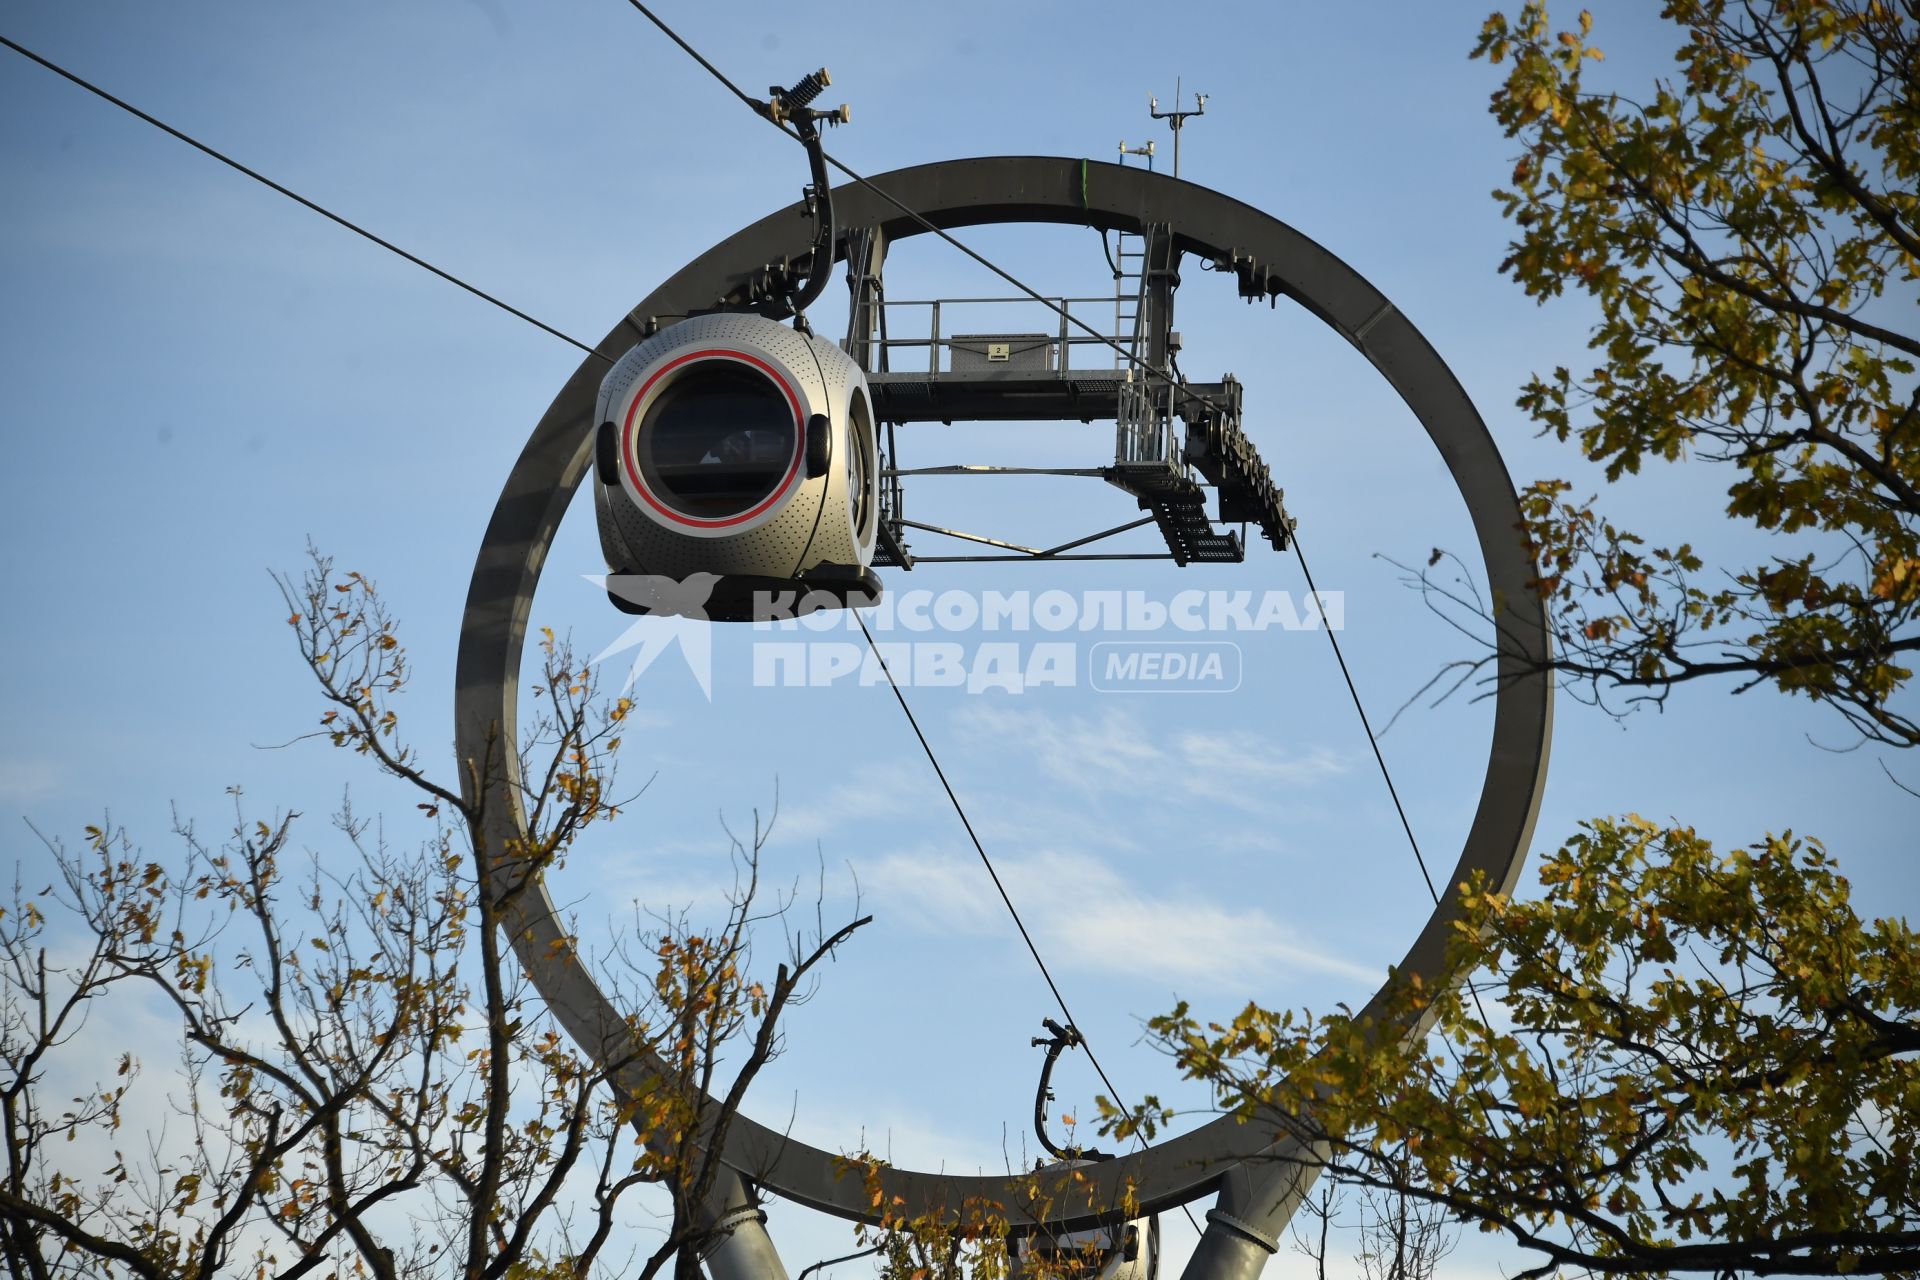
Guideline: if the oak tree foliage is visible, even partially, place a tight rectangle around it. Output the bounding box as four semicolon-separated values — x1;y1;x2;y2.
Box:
1410;0;1920;748
1194;9;1920;1273
1108;817;1918;1277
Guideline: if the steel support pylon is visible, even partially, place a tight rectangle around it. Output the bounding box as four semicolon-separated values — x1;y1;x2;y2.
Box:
698;1169;789;1280
1177;1144;1327;1280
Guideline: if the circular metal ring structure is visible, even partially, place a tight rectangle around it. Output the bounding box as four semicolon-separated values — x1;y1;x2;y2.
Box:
454;156;1553;1231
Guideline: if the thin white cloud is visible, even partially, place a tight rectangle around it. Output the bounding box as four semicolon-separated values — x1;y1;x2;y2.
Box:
857;846;1377;989
0;757;63;804
847;842;1004;934
772;761;926;845
1173;731;1347;789
951;706;1349;810
952;704;1162;795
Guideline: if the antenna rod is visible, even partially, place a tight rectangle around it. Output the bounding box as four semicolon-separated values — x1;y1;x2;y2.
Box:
1148;77;1207;179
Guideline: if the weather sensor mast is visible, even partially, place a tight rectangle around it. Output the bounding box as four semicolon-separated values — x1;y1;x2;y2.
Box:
1148;78;1206;179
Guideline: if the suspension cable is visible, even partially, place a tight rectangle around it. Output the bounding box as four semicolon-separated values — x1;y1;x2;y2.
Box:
848;609;1202;1232
848;611;1126;1111
0;34;605;362
619;2;1223;412
1289;533;1574;1246
1290;534;1441;905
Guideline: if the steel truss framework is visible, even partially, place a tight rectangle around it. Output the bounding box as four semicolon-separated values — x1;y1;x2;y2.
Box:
453;157;1553;1280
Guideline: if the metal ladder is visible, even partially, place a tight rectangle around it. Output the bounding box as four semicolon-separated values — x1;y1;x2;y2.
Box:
1110;230;1148;371
1112;228;1179;470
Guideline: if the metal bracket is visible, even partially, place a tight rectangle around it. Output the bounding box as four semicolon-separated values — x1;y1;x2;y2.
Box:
1202;1208;1278;1255
1352;300;1397;342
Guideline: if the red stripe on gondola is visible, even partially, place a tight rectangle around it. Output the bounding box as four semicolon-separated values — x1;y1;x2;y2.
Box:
620;348;806;529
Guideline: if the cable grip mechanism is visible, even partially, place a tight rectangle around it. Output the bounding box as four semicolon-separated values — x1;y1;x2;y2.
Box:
751;67;852;330
1031;1016;1109;1163
758;66;850;128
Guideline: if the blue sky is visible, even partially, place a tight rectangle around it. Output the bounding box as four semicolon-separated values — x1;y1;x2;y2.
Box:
2;1;1914;1275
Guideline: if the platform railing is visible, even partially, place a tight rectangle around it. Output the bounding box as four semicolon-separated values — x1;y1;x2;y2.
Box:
860;296;1131;374
1114;374;1181;470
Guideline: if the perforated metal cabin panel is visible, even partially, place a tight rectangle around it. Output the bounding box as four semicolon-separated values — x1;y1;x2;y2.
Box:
596;312;858;581
851;382;879;559
797;329;876;570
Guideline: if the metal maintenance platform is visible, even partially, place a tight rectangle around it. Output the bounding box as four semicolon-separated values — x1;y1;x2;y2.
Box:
842;223;1294;568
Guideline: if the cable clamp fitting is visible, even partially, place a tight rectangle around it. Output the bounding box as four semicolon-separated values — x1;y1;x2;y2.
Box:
756;67;850;129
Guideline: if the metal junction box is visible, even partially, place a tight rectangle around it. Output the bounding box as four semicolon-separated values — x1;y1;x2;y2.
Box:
949;332;1055;372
